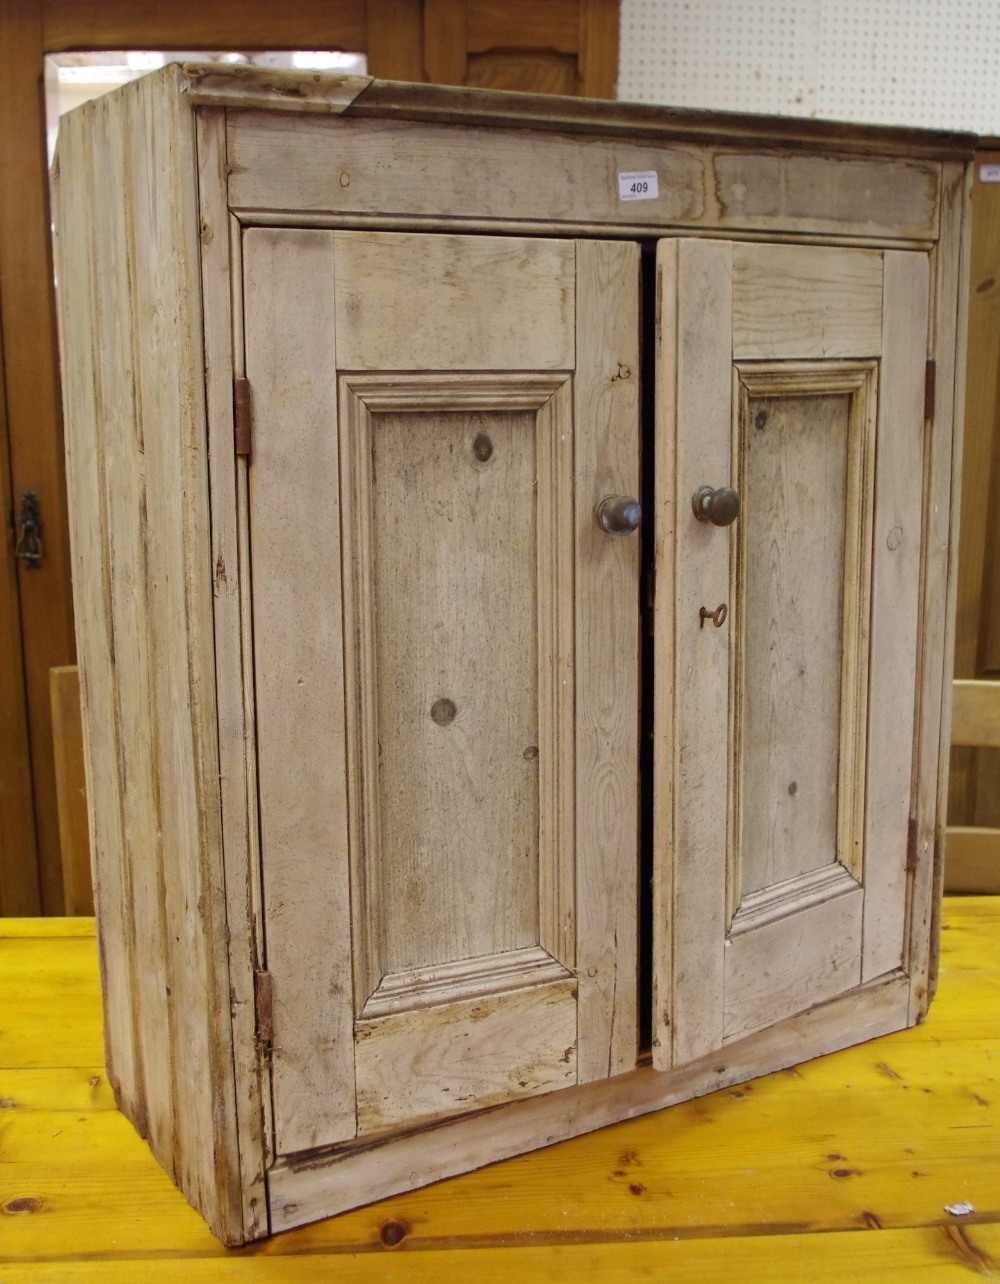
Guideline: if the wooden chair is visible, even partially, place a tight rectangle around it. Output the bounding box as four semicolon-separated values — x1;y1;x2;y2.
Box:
946;678;1000;892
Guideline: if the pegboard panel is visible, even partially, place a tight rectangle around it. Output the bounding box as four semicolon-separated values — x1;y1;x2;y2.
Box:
619;0;1000;133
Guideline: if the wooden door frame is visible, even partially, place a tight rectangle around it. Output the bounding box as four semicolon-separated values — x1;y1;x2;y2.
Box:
0;0;620;915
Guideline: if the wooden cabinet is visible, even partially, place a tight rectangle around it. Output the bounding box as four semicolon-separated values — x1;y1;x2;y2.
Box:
52;63;971;1245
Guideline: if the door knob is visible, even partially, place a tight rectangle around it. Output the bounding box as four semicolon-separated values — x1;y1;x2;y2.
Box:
692;485;740;526
595;495;642;536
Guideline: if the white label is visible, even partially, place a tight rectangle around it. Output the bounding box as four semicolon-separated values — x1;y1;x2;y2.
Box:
618;170;659;201
980;164;1000;183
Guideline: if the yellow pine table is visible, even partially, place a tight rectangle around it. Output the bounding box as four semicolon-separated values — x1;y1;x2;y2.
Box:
1;899;998;1281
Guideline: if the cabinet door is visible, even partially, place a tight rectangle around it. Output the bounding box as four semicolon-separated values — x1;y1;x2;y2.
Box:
654;240;929;1068
243;229;639;1155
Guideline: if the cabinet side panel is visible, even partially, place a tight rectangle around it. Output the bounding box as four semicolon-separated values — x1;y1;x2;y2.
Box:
911;162;972;1014
53;107;142;1127
55;70;246;1244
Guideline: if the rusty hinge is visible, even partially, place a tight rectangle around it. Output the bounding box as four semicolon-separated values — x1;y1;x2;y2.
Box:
906;814;920;874
924;360;936;422
254;969;273;1056
234;377;253;458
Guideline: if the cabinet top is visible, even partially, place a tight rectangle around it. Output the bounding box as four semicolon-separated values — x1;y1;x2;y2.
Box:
166;61;976;162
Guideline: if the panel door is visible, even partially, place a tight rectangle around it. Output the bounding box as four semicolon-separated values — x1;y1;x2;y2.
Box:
243;229;640;1155
654;240;929;1068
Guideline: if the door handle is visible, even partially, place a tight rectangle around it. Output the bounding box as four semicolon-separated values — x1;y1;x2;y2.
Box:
595;495;641;536
692;485;740;526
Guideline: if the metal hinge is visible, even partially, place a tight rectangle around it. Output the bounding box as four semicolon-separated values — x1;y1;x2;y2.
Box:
924;360;936;422
234;377;253;458
254;969;273;1060
13;491;43;569
905;814;920;874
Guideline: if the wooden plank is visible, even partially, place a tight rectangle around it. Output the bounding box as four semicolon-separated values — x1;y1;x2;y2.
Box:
735;388;853;895
863;251;930;983
49;667;92;916
0;0;74;916
178;64;371;112
951;678;1000;746
366;0;424;81
732;243;884;359
332;231;575;370
573;240;640;1081
944;827;1000;892
0;314;40;915
242;227;356;1155
467;0;579;53
52;100;143;1129
577;0;620;99
42;0;368;50
910;161;972;1019
0;1229;998;1283
655;239;733;1069
268;972;914;1231
724;889;864;1042
355;977;578;1132
2;902;996;1262
423;0;468;84
56;66;245;1244
197;109;268;1239
226;114;942;243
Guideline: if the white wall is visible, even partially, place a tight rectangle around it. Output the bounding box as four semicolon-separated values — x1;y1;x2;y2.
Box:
619;0;1000;134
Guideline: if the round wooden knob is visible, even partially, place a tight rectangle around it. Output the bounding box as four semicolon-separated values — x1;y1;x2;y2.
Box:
595;495;642;536
692;485;740;526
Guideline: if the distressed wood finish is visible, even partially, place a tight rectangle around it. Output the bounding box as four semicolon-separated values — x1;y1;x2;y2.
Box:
227;113;943;243
242;227;638;1162
660;240;932;1065
53;69;243;1244
52;64;970;1245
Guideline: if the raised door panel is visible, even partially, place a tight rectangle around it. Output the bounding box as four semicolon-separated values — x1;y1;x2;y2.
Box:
654;240;928;1069
243;229;639;1155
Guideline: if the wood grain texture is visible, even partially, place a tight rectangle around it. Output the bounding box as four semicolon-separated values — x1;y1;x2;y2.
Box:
735;391;851;896
54;68;243;1244
911;162;971;1006
49;667;92;916
366;0;424;81
53;104;142;1127
655;238;733;1070
862;251;930;983
41;0;368;49
333;230;575;371
226;113;942;243
724;888;864;1043
7;902;997;1265
732;243;884;359
197;109;268;1237
573;240;640;1082
355;977;578;1133
732;361;877;913
242;227;356;1156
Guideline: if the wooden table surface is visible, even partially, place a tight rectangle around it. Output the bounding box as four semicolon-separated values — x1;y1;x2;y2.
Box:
1;899;998;1281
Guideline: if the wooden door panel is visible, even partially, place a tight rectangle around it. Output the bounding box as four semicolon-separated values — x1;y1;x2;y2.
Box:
655;240;928;1069
245;228;639;1156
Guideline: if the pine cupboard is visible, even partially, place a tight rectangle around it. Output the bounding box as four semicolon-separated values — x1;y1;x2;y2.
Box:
52;63;972;1245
